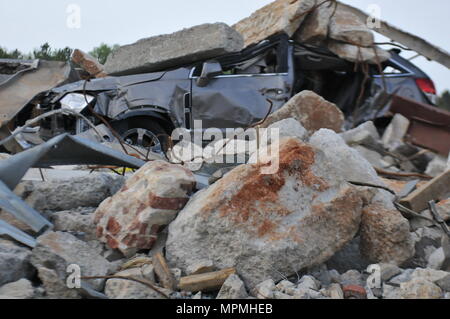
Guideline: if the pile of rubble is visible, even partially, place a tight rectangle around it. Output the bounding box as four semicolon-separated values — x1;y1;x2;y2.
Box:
1;0;450;300
0;88;449;300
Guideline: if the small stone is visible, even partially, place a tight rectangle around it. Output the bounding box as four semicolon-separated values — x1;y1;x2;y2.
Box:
379;264;403;282
105;268;169;299
253;279;275;299
141;264;156;283
340;121;380;146
186;260;215;276
273;291;294;299
324;284;344;299
0;279;35;299
307;264;332;287
217;274;248;299
328;270;342;284
389;269;414;285
411;268;448;283
426;156;448;178
192;292;202;299
0;239;34;286
427;248;445;270
298;275;320;291
436;275;450;292
343;285;367;299
382;283;402;299
382;114;410;150
275;280;296;295
292;287;323;299
171;268;182;283
340;270;365;287
400;278;443;299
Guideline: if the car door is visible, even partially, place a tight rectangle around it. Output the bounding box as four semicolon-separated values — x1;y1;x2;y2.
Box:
189;38;295;131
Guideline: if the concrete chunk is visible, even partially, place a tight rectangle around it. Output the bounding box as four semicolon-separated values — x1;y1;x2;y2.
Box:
105;23;244;75
328;41;391;64
329;7;374;47
295;2;335;45
72;49;108;78
233;0;316;47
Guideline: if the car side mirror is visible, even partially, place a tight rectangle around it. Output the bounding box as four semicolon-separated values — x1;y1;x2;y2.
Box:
196;61;223;87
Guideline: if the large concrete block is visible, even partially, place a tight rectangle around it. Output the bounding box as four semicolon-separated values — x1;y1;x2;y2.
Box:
233;0;316;47
105;23;244;75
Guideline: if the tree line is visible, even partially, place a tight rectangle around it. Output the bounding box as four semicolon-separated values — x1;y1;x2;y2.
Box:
0;43;118;65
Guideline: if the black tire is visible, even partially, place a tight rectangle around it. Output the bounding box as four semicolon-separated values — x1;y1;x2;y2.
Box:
112;117;170;154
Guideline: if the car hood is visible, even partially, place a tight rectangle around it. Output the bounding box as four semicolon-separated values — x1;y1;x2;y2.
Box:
51;70;169;94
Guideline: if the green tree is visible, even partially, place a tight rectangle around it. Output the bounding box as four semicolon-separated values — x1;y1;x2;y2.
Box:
32;43;72;62
437;90;450;112
0;47;25;59
89;43;119;64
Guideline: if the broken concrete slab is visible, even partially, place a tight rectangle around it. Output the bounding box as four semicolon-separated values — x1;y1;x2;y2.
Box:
72;49;108;78
17;174;125;213
166;138;365;288
259;90;345;135
94;161;196;256
336;1;450;69
328;41;391;64
105;23;244;76
233;0;316;47
329;6;374;47
294;1;335;45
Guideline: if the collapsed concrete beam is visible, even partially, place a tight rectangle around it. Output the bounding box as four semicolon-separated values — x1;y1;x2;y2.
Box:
233;0;316;47
104;23;244;76
337;2;450;69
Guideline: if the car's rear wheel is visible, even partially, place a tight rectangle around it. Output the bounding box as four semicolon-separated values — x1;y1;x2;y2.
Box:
113;118;170;155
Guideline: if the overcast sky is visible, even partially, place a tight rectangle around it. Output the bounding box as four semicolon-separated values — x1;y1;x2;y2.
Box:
1;0;449;93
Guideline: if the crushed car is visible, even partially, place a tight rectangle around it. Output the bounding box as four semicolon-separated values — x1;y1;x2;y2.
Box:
10;34;439;154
